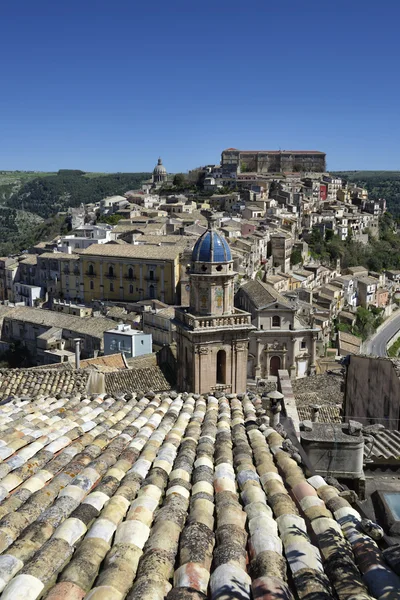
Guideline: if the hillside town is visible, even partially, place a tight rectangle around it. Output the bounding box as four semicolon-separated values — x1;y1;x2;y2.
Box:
0;149;393;375
0;151;399;599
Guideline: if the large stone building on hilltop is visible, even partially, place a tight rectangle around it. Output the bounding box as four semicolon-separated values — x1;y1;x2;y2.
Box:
221;148;326;174
174;220;254;394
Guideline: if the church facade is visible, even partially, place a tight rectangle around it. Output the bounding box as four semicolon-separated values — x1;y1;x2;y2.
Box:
174;221;254;394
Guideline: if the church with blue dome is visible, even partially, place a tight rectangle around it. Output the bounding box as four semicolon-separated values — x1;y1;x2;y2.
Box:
191;228;232;263
174;219;254;394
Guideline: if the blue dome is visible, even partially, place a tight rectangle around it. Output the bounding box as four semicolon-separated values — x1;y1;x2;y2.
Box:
192;229;232;263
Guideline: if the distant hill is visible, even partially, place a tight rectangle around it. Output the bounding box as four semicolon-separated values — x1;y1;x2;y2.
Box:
333;171;400;216
0;170;151;256
4;170;151;219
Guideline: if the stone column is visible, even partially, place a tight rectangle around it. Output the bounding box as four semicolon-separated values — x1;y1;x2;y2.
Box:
290;337;297;379
254;338;262;378
223;282;229;314
311;334;317;374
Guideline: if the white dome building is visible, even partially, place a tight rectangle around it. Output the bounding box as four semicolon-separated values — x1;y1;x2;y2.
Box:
152;157;168;184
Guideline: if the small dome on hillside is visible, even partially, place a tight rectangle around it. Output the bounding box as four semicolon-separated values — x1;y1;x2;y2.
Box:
153;157;167;175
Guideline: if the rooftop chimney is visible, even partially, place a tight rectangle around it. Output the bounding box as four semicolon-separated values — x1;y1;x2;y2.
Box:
74;338;81;369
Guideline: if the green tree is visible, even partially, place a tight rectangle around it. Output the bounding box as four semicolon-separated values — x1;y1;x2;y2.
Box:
173;173;186;187
290;249;303;266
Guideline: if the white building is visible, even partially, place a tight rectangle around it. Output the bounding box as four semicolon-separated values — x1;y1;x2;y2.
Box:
104;324;152;358
13;283;43;307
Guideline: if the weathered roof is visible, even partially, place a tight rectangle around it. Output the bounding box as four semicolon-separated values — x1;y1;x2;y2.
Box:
105;366;171;395
0;368;88;399
293;372;344;406
364;427;400;462
81;243;181;260
80;353;127;371
239;279;289;309
338;331;362;356
3;307;115;339
19;254;38;266
39;252;80;260
298;403;342;423
0;390;395;599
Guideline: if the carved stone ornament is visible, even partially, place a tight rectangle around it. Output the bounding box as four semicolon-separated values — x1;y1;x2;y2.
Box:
235;343;245;352
196;346;209;355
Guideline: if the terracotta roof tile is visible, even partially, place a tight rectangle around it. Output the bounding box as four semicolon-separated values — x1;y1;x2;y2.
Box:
0;390;396;598
80;353;127;371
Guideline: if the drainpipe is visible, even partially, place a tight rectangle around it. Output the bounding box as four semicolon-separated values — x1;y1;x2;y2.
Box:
74;338;81;369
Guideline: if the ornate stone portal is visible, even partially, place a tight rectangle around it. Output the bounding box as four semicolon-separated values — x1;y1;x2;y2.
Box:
174;220;254;394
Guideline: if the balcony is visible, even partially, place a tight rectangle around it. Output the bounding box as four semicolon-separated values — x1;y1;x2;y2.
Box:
124;274;135;281
86;271;96;277
145;276;158;282
176;308;253;330
105;273;117;279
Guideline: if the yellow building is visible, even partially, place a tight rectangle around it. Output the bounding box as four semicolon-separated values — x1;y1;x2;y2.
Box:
80;244;182;304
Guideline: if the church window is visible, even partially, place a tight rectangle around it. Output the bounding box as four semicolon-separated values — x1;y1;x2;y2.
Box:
216;265;222;272
128;267;134;279
149;284;155;299
110;282;114;292
129;284;134;294
88;264;94;276
301;340;306;349
90;280;94;290
217;350;226;384
272;315;281;328
108;266;114;278
201;265;207;272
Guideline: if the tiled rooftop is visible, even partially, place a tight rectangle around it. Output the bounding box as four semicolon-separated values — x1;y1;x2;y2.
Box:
2;307;116;339
80;243;181;260
0;369;88;400
0;390;396;599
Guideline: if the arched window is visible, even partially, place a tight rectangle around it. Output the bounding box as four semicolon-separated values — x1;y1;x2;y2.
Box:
149;270;154;281
149;284;155;299
216;350;226;384
108;265;114;278
110;282;114;292
88;264;94;276
90;280;94;290
128;267;134;280
272;315;281;328
129;284;133;294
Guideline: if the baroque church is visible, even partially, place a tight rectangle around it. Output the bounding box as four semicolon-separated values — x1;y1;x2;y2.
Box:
174;218;254;394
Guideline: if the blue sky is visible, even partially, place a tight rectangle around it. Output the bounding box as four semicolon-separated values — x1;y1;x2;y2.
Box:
1;0;399;173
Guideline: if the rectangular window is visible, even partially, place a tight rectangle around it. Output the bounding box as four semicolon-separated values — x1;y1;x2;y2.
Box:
110;283;114;292
301;341;306;349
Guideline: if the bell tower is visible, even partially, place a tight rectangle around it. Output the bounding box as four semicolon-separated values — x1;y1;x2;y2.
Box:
174;218;254;394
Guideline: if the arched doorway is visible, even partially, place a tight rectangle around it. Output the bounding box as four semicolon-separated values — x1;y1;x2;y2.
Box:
216;350;226;384
270;355;281;376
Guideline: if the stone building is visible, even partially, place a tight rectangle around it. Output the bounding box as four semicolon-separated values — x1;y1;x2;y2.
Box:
221;148;326;174
235;279;319;379
152;157;168;184
174;221;254;394
270;232;293;274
